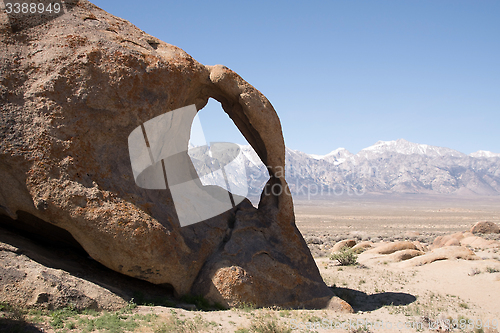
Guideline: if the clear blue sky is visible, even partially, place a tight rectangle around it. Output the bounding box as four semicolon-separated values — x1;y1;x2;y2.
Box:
92;0;500;155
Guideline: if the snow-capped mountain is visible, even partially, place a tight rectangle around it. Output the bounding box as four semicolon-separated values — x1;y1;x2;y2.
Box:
309;148;354;165
189;139;500;199
470;150;500;158
358;139;466;158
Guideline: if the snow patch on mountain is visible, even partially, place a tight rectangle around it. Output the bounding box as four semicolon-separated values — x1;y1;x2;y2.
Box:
359;139;465;158
469;150;500;158
307;148;353;165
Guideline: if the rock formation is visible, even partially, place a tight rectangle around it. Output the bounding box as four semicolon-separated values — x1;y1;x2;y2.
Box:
0;0;349;310
432;232;500;250
365;241;418;255
470;221;500;234
331;239;356;252
397;246;480;267
432;233;464;249
0;227;127;310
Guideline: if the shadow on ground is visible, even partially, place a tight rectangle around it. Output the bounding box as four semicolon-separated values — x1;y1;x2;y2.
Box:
0;317;44;332
330;286;417;312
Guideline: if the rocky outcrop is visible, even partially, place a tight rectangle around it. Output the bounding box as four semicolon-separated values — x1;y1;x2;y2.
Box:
398;246;480;267
432;232;500;250
470;221;500;234
359;242;480;267
0;0;346;310
460;235;500;249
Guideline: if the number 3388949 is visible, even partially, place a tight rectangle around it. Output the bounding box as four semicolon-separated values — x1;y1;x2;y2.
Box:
5;2;61;14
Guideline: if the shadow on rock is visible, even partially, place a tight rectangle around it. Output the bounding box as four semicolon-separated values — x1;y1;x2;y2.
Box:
0;221;177;310
330;287;416;313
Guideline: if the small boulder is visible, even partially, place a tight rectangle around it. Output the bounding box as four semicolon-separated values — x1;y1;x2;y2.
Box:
366;241;417;255
470;221;500;234
352;241;373;252
385;249;425;262
432;232;464;249
325;297;354;313
331;239;356;253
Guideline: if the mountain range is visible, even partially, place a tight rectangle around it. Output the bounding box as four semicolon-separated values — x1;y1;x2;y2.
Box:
190;139;500;199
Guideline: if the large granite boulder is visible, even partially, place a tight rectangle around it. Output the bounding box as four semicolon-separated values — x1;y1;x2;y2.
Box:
0;0;350;310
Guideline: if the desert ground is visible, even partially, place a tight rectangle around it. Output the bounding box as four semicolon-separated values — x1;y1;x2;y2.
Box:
1;194;500;332
295;194;500;332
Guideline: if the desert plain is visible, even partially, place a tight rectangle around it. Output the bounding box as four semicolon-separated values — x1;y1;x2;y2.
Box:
295;194;500;332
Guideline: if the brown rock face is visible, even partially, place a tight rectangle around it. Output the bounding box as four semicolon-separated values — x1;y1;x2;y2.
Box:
0;0;346;309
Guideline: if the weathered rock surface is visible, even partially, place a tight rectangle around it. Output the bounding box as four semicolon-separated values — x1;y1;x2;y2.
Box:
411;241;428;252
331;239;356;252
351;241;373;252
0;0;345;310
470;221;500;234
460;236;500;249
432;232;464;249
432;232;500;250
0;226;176;310
360;243;479;268
358;247;424;266
398;246;480;268
384;249;424;262
365;241;417;255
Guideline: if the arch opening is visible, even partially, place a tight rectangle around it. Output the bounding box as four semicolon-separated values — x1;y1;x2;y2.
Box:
189;98;269;205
